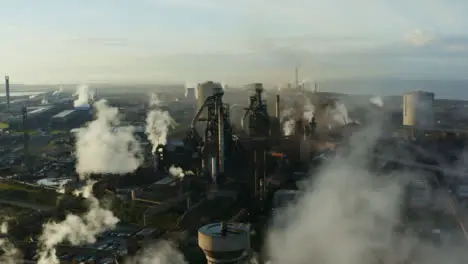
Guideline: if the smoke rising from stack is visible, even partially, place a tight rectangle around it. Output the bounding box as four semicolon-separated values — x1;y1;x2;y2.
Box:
303;97;315;122
0;222;21;264
36;195;119;264
73;84;93;107
75;99;143;178
266;121;468;264
169;165;194;179
145;93;172;153
370;96;384;108
35;98;146;263
52;85;63;96
281;108;296;136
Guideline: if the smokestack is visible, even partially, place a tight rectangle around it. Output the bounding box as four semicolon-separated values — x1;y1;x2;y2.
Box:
217;101;225;175
314;83;318;93
5;76;10;110
275;94;280;118
22;106;29;172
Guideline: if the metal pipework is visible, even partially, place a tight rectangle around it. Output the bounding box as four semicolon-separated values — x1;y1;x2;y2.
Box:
191;95;216;129
217;100;225;174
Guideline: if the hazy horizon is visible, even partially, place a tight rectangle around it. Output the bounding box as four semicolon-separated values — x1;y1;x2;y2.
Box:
1;0;468;97
5;79;468;100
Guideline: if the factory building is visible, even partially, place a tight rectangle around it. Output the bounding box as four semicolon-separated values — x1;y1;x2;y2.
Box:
403;91;434;128
196;81;223;119
7;106;61;130
50;107;93;130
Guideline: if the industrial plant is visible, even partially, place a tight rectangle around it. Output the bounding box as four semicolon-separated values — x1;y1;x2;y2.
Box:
1;74;468;264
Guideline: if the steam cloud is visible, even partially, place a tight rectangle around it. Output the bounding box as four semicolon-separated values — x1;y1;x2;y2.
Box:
73;84;93;107
0;222;21;264
370;96;384;108
303;97;315;122
125;241;187;264
75;99;143;178
36;195;119;264
266;120;468;264
52;85;63;96
35;99;145;263
281;108;296;136
146;93;172;153
169;165;194;179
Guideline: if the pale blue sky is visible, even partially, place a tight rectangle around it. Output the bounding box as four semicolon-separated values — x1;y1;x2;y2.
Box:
1;0;468;85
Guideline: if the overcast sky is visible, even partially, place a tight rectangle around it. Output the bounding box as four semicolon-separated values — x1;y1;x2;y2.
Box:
1;0;468;86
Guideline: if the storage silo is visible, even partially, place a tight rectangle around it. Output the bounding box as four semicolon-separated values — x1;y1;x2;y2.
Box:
198;222;251;264
402;91;435;128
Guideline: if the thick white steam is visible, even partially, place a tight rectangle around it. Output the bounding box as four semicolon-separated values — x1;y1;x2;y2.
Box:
169;165;194;179
332;101;351;125
75;99;143;178
125;241;187;264
281;108;296;136
146;93;172;153
267;122;468;264
36;196;119;264
73;84;92;107
303;97;315;122
0;222;21;264
370;96;384;108
0;222;6;234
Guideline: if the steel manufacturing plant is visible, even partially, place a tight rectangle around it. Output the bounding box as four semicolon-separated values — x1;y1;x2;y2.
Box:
3;75;468;264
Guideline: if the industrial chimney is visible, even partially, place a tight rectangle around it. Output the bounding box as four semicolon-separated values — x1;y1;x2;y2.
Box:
5;76;10;110
198;222;251;264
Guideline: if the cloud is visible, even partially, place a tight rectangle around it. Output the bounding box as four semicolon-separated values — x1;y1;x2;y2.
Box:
404;29;435;47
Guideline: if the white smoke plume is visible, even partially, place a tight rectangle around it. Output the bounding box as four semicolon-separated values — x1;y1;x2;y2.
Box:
52;85;63;96
73;84;92;107
75;99;143;178
266;121;468;264
146;93;172;153
0;222;21;264
281;108;296;136
303;97;315;122
125;241;187;264
36;194;119;264
1;222;6;234
370;96;384;108
332;101;351;125
169;165;194;179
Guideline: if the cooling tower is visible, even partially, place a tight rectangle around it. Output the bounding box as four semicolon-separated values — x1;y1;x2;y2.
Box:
198;222;251;264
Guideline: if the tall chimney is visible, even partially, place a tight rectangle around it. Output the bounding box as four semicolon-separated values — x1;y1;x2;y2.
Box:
5;76;10;110
275;94;280;118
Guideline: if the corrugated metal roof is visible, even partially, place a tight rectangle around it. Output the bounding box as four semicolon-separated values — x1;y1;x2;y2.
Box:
53;109;75;118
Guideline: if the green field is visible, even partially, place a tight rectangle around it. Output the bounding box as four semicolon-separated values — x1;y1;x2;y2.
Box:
0;182;39;192
0;181;59;206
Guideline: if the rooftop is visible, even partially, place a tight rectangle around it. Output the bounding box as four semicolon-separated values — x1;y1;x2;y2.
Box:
52;109;75;119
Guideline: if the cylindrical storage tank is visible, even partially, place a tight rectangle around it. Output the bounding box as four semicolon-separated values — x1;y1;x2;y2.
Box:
198;222;251;264
402;91;434;128
197;81;223;119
